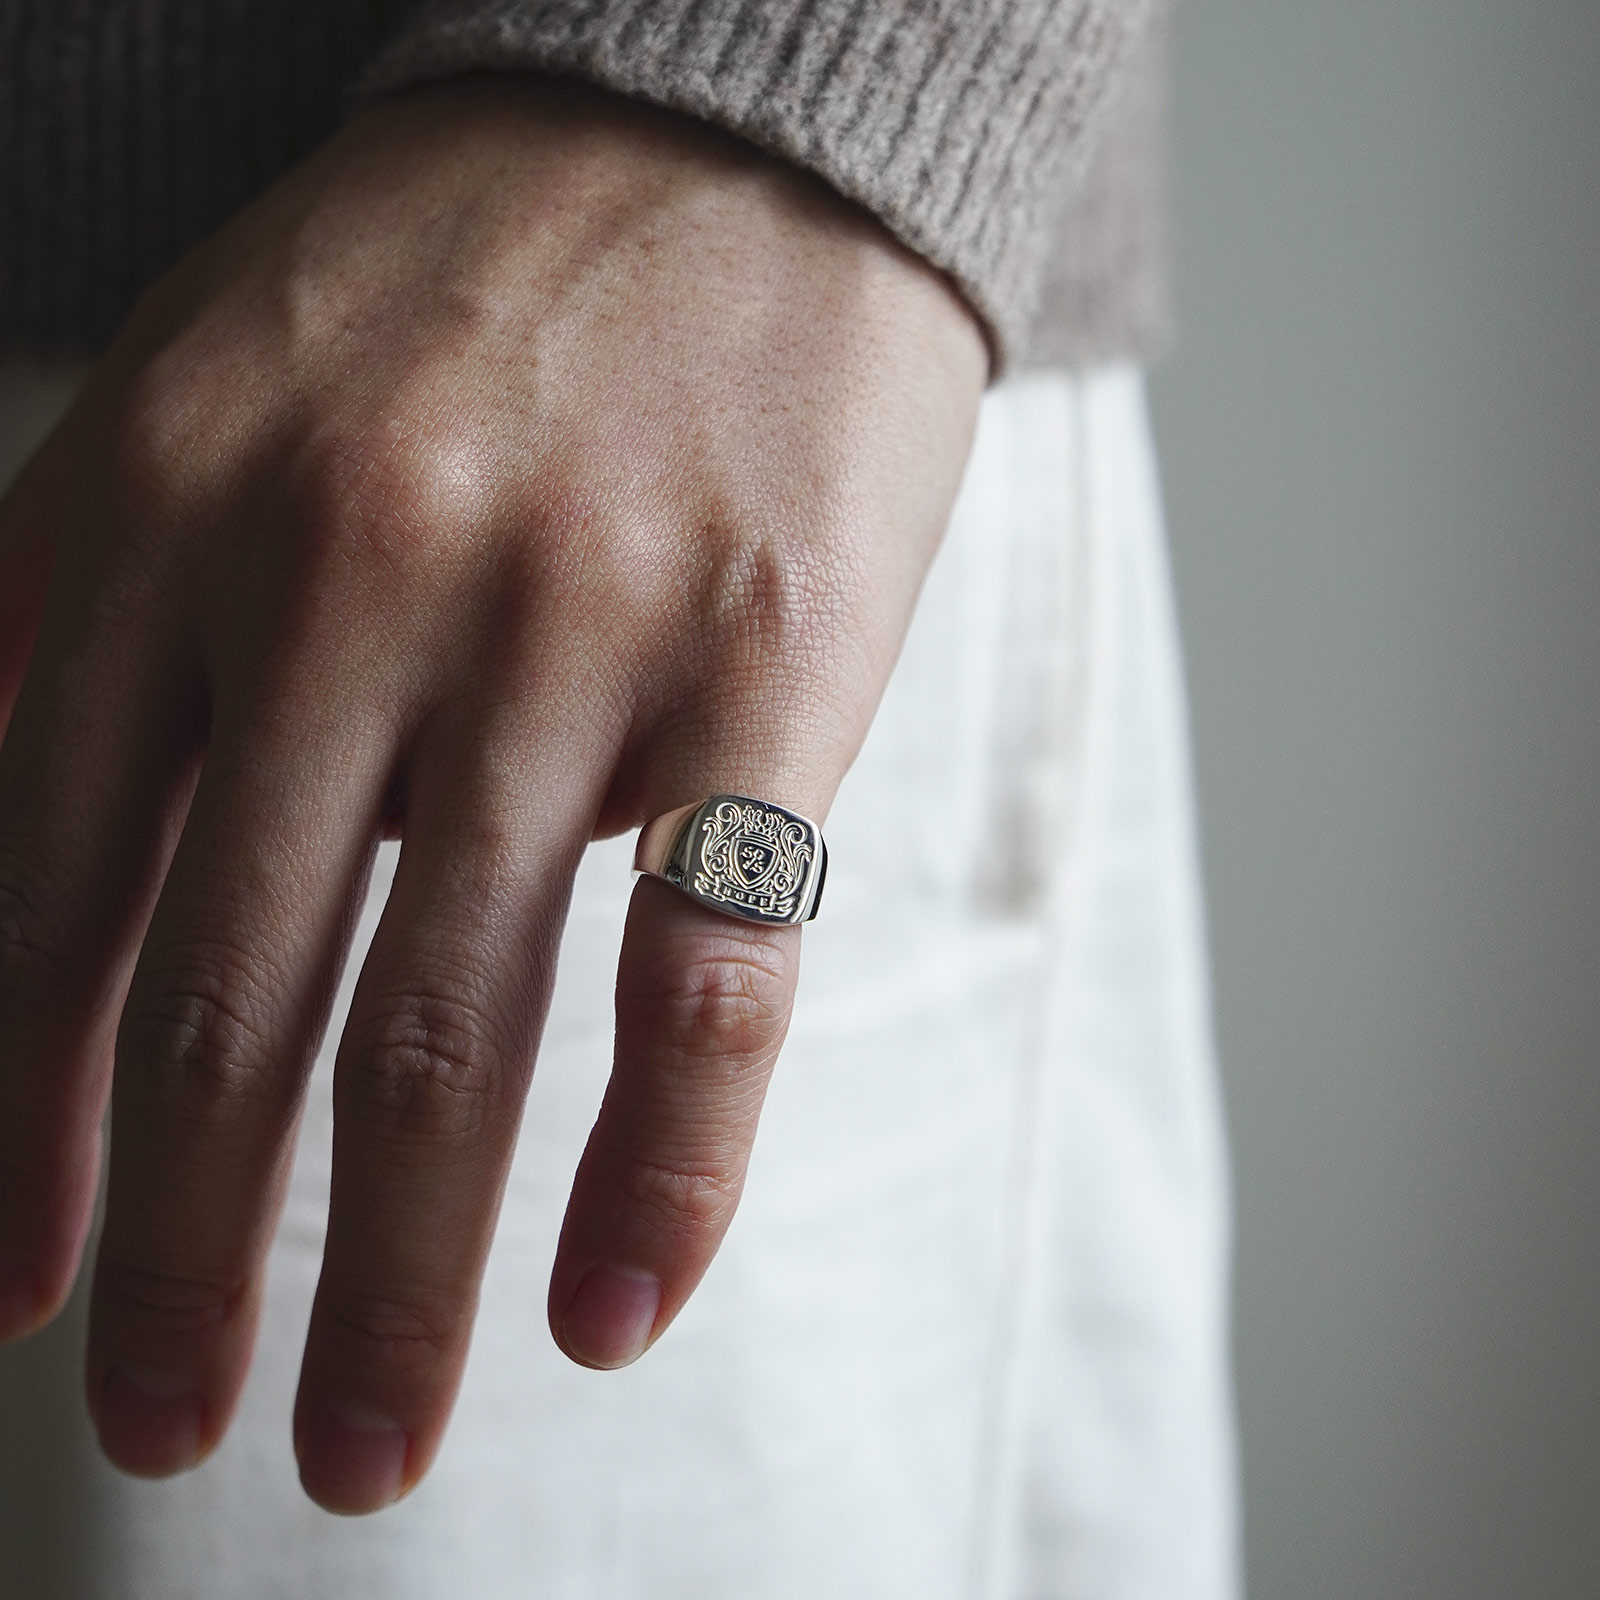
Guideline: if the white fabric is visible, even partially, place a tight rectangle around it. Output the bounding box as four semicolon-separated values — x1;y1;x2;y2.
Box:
0;365;1238;1599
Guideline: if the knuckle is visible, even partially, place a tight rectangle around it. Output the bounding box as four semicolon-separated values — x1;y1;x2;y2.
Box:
100;341;261;530
323;1285;461;1369
98;1257;240;1339
119;948;278;1119
618;1153;744;1241
292;415;492;574
100;394;199;522
347;987;505;1141
696;519;838;675
0;862;80;1007
641;946;791;1069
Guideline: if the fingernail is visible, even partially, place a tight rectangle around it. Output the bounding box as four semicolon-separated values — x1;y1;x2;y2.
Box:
97;1366;205;1475
296;1399;409;1514
560;1264;661;1369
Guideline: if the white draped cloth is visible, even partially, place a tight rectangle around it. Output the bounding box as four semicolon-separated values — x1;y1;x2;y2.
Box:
0;364;1238;1599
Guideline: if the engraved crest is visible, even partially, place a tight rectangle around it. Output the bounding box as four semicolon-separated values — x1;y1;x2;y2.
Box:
691;798;816;921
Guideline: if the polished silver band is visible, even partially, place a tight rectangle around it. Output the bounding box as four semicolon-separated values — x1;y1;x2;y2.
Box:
633;794;827;925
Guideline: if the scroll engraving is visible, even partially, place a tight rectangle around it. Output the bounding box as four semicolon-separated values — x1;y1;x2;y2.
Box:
692;799;816;921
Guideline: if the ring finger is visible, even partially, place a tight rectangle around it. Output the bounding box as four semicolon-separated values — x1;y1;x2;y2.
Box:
87;680;396;1475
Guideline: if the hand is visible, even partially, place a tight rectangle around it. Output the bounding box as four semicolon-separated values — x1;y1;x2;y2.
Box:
0;74;986;1512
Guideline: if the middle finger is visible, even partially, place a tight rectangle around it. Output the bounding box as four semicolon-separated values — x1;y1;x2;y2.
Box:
292;688;608;1514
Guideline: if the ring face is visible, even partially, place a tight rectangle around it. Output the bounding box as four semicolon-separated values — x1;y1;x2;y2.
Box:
657;795;826;925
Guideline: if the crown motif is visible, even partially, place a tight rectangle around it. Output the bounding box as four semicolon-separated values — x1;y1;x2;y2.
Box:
730;802;783;844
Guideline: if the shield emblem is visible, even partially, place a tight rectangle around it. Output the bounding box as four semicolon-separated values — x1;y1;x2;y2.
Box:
733;835;778;888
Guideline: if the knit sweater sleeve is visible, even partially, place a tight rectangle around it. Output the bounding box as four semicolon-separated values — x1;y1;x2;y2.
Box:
356;1;1156;373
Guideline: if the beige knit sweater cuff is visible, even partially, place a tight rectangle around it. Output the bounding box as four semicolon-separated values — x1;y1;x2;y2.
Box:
358;0;1152;372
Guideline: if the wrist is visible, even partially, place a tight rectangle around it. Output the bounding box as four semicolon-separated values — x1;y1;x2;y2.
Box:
339;71;988;379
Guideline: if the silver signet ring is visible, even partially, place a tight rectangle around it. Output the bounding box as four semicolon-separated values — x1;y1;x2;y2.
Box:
633;795;827;926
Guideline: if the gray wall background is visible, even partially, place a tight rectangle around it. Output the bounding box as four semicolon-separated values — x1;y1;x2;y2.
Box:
1147;2;1600;1596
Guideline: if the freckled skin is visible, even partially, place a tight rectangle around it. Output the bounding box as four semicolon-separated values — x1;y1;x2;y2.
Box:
0;73;986;1513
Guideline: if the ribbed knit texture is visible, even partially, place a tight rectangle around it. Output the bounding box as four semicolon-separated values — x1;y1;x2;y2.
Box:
0;1;417;352
357;0;1161;368
0;1;1168;371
